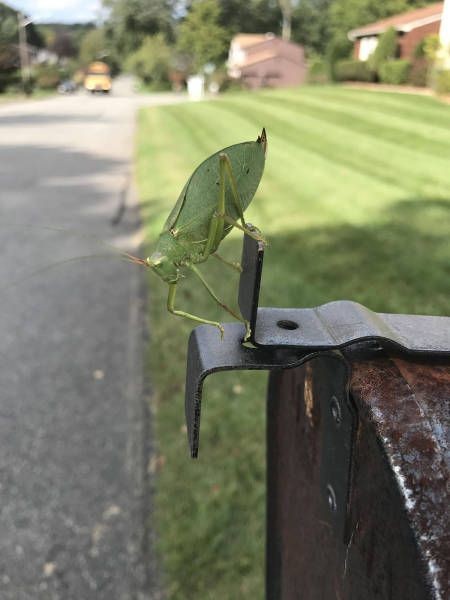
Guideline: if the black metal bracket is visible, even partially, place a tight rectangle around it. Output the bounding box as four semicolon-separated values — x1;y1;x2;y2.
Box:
186;232;450;458
185;231;450;539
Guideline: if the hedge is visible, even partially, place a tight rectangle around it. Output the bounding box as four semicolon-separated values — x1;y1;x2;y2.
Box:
379;60;411;85
334;59;375;82
434;70;450;94
308;58;329;84
408;60;429;87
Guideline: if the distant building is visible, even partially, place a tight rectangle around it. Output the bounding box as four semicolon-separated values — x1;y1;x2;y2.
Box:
35;49;59;66
227;33;306;89
348;2;444;61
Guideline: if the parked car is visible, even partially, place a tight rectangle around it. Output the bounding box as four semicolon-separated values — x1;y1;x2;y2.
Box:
58;80;77;94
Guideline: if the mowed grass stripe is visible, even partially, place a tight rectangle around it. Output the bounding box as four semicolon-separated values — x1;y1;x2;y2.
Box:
299;86;450;129
207;99;409;222
159;99;403;228
261;89;450;155
218;94;450;196
238;91;450;183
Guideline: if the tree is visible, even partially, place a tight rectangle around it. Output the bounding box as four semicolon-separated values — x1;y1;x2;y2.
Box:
50;32;76;58
291;0;333;54
369;26;397;72
103;0;176;56
79;28;107;65
177;0;228;73
0;2;43;48
216;0;282;37
126;34;172;87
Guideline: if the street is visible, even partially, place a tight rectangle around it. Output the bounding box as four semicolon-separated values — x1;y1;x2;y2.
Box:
0;79;184;599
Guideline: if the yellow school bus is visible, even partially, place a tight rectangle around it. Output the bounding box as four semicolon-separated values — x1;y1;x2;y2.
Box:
84;62;112;94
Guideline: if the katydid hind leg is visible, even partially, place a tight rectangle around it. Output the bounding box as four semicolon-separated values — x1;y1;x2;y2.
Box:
166;282;225;338
220;153;246;228
218;154;266;244
201;158;228;260
201;214;219;260
188;264;250;339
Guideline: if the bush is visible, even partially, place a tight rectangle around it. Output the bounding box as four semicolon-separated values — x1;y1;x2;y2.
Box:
334;59;375;82
34;65;61;90
126;34;172;89
423;34;441;62
379;60;411;85
326;34;353;81
369;27;398;73
409;59;429;87
308;57;329;84
0;70;21;93
434;70;450;95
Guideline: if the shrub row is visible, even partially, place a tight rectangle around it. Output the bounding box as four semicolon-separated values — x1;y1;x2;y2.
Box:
434;70;450;94
333;59;375;82
333;58;426;86
379;60;411;85
0;70;21;93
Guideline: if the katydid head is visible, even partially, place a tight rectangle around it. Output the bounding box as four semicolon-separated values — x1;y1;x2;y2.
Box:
146;251;179;284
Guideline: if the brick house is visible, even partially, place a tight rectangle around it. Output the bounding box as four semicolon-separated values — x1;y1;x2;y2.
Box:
348;3;444;61
227;33;306;89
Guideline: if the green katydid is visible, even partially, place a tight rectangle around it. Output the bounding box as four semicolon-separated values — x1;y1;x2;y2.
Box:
3;130;267;338
127;128;267;338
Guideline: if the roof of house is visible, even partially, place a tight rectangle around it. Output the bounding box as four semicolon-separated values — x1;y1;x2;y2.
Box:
239;50;278;68
231;33;275;48
348;2;443;40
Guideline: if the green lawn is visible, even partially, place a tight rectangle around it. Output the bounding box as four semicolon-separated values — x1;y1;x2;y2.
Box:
136;86;450;599
0;89;56;104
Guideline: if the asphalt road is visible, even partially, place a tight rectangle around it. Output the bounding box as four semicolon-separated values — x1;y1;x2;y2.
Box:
0;80;184;599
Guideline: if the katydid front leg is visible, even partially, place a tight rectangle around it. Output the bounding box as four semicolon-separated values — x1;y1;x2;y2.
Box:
212;252;242;272
167;283;224;338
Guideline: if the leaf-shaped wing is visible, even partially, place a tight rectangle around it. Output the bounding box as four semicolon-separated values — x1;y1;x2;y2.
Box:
164;131;266;241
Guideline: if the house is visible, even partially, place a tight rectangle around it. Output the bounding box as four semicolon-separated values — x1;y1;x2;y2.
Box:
348;2;444;61
440;0;450;67
227;33;306;89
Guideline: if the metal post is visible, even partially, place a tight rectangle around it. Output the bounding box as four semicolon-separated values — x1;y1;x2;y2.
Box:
266;350;449;599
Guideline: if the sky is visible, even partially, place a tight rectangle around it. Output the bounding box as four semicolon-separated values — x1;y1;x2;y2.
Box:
8;0;103;23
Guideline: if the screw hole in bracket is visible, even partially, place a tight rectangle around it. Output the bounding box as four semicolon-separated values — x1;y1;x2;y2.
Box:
277;319;299;331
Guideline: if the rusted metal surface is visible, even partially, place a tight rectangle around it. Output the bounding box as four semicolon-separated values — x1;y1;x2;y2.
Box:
266;349;450;600
349;349;450;600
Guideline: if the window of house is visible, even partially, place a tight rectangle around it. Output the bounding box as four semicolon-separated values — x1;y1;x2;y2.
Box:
359;36;379;60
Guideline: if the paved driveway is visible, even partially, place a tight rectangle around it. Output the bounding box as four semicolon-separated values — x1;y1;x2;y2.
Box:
0;80;184;599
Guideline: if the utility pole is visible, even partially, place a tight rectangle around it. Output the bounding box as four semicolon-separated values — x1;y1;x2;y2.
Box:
17;11;32;95
278;0;296;42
